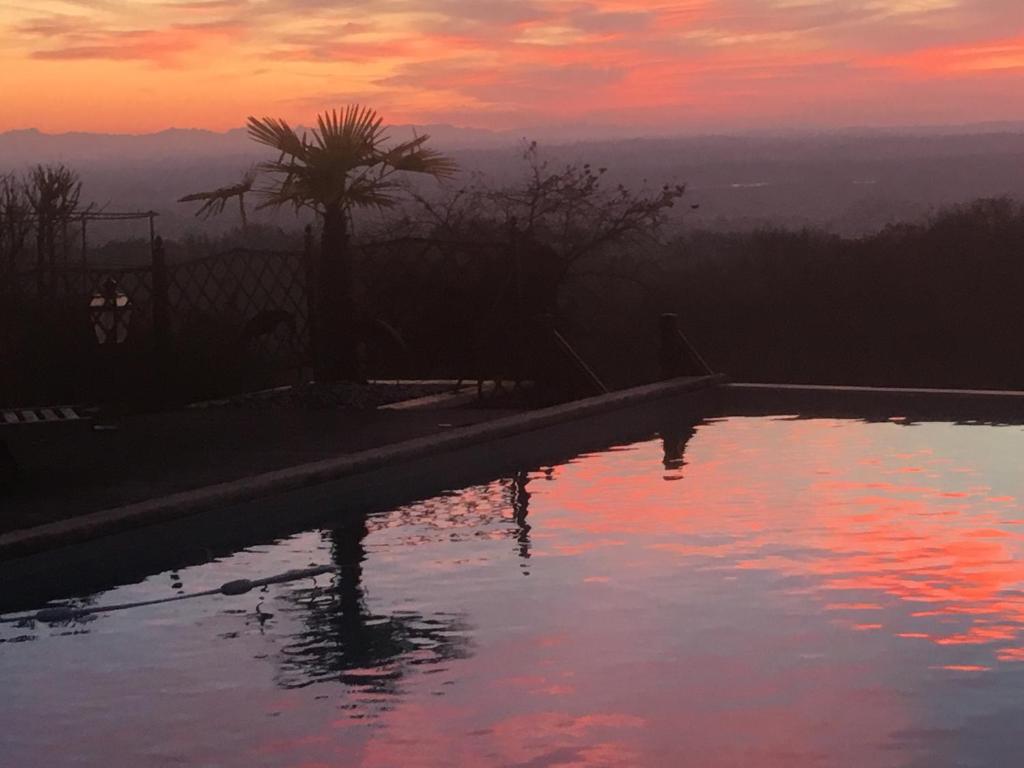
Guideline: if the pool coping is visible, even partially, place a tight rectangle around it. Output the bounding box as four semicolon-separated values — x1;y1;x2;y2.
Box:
0;374;726;560
732;382;1024;398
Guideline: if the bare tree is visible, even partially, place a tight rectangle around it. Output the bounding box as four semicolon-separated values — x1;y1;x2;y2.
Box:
26;164;83;298
413;140;686;315
0;173;31;284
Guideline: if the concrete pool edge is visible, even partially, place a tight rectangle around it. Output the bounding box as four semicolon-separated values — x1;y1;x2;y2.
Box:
0;374;726;560
725;381;1024;419
732;382;1024;398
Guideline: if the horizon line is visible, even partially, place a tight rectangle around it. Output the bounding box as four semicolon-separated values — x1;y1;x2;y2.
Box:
4;118;1024;143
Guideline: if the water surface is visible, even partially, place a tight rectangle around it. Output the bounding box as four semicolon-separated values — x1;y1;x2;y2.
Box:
4;415;1024;766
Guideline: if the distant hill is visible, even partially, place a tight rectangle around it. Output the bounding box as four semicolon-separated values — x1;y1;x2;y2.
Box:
0;123;512;166
2;123;1024;240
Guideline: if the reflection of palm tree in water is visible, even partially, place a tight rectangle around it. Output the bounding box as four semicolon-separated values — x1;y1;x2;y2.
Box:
510;470;532;574
274;472;548;693
274;516;470;695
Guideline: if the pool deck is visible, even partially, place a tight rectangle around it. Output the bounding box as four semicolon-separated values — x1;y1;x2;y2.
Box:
0;374;726;560
8;375;1022;564
0;404;516;534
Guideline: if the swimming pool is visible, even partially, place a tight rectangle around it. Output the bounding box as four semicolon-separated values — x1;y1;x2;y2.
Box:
4;391;1024;766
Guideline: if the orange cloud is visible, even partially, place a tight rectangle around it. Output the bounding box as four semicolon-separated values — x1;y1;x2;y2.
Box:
29;23;245;66
1;0;1023;131
868;35;1024;75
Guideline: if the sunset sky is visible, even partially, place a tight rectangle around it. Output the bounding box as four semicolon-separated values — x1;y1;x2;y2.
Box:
1;0;1023;134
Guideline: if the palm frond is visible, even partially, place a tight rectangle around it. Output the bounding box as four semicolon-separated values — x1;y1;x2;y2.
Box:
252;174;314;212
346;176;402;209
247;116;307;160
178;168;255;204
178;168;257;221
391;147;459;178
246;106;456;214
313;105;386;157
384;133;458;178
384;133;429;154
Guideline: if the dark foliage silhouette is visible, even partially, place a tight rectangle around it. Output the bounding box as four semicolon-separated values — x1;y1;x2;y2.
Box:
359;141;686;392
661;197;1024;388
245;106;456;381
357;194;1024;390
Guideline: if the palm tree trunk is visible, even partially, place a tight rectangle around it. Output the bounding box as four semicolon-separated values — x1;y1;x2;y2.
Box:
318;207;361;380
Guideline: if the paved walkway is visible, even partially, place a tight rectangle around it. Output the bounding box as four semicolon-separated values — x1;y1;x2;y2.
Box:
1;403;514;535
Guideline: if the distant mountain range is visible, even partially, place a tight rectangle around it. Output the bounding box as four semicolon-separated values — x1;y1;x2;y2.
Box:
2;122;1023;239
4;120;1024;165
0;124;516;165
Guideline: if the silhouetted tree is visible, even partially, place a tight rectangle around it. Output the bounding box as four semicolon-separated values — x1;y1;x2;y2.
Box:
0;173;31;281
245;106;457;380
26;164;84;299
415;141;686;318
403;142;686;389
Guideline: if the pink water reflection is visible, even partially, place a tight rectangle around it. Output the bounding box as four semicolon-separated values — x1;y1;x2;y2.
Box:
7;416;1024;767
317;416;1024;766
527;418;1024;658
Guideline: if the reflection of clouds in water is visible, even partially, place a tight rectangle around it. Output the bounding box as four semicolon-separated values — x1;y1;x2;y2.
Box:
359;708;647;768
535;417;1024;668
10;415;1024;767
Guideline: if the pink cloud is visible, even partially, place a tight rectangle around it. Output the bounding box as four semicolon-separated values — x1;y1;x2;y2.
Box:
4;0;1024;130
24;17;246;66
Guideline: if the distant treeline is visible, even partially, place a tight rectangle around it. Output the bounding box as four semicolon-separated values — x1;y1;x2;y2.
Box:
7;161;1024;401
350;195;1024;391
638;197;1024;389
69;196;1024;393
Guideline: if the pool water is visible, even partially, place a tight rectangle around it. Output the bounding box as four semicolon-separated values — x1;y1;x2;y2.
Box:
5;415;1024;766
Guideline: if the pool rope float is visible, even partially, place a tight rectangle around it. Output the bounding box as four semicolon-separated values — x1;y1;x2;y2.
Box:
0;564;339;624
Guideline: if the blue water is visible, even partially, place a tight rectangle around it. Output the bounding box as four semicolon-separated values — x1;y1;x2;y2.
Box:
4;416;1024;766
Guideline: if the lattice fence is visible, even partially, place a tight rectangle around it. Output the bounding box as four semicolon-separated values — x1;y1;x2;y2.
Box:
1;264;155;346
1;245;309;403
354;237;519;379
3;233;553;400
165;248;309;366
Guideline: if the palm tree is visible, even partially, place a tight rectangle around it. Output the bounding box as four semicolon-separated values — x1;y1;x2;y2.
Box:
246;105;457;380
